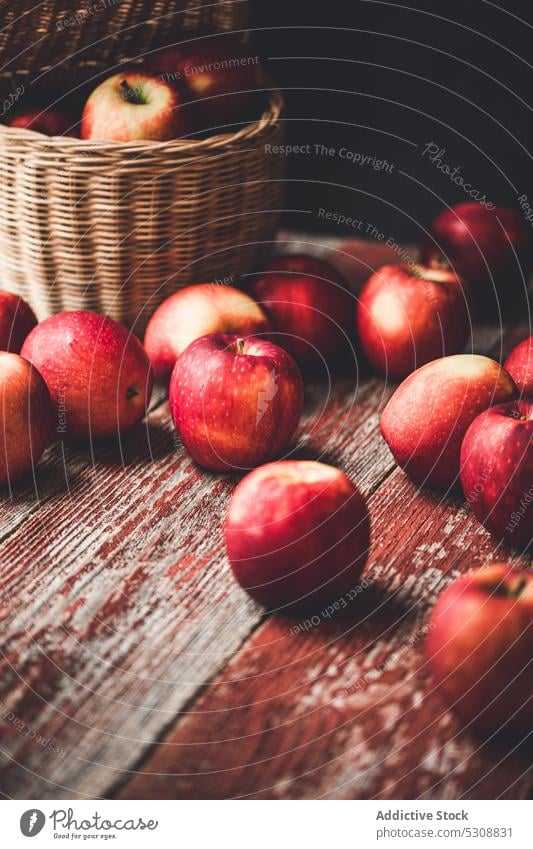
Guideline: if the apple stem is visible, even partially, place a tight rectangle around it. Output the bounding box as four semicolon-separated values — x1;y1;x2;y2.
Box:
428;255;451;272
412;264;449;283
509;577;528;598
236;338;245;355
120;79;139;104
489;577;528;599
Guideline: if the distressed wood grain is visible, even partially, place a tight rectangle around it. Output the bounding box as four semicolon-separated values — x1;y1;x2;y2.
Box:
0;385;167;546
117;309;533;801
0;236;529;801
0;359;395;799
120;469;532;801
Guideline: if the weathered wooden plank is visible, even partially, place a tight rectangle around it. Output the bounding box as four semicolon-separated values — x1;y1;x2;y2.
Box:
118;312;533;801
0;385;167;547
0;235;396;799
0;234;528;801
0;363;395;798
120;468;532;801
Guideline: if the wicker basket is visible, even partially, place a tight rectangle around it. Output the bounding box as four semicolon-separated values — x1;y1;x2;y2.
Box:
0;70;284;331
0;1;250;72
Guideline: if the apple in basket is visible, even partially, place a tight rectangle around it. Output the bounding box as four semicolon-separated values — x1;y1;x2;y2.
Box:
0;291;37;353
8;107;78;137
0;352;53;487
81;71;194;142
21;311;153;440
147;33;264;129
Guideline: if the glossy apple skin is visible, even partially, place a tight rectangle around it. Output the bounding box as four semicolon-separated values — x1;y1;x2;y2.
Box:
421;203;532;311
170;333;303;471
381;355;516;489
225;460;370;610
356;263;472;378
249;254;354;367
0;292;37;353
460;400;533;550
8;107;78;137
427;565;533;734
81;71;193;142
144;284;271;385
0;352;53;486
504;336;533;397
21;311;153;440
148;34;263;128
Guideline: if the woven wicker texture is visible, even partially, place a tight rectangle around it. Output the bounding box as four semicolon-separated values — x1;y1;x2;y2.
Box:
0;1;250;72
0;83;284;330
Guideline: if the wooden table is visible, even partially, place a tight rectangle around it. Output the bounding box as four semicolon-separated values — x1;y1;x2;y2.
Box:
0;236;531;801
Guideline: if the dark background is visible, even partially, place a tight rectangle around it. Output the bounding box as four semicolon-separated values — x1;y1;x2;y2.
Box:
249;0;533;242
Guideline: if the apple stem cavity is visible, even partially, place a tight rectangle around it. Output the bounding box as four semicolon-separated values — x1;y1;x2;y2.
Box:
488;576;528;599
411;264;452;284
120;79;145;105
235;338;246;356
509;577;528;598
425;254;451;273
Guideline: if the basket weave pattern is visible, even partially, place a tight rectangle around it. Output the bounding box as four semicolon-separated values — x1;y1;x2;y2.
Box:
0;1;250;71
0;89;284;329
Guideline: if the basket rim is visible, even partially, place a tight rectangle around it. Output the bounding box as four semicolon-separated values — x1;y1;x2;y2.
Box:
0;89;284;155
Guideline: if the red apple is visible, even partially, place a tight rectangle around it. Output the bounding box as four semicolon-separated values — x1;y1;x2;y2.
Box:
504;336;533;398
225;460;370;610
356;263;472;379
148;34;263;128
249;254;354;367
0;292;37;353
427;565;533;734
144;283;271;385
421;203;532;311
460;400;532;550
381;354;516;488
0;352;53;486
81;71;193;142
8;107;78;137
21;311;153;440
169;333;303;471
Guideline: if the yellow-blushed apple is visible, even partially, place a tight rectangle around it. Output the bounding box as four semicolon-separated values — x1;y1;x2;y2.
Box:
81;71;193;142
381;354;516;488
144;284;271;385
